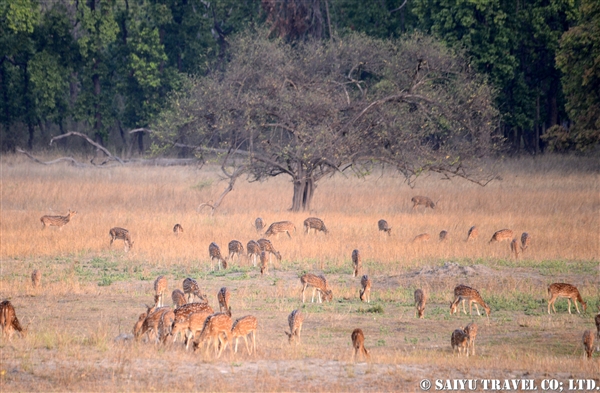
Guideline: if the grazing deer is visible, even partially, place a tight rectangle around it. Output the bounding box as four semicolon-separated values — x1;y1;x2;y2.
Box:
303;217;328;235
301;273;333;303
378;219;392;236
582;330;595;359
352;249;361;278
284;309;304;344
182;278;206;303
265;221;296;238
0;300;26;339
193;312;233;358
255;217;265;233
154;275;168;308
439;230;448;242
464;322;478;356
209;242;227;270
228;240;244;263
547;283;587;314
411;196;436;210
466;226;478;242
218;287;232;317
510;238;520;259
157;308;175;344
170;309;213;349
351;328;370;361
230;315;258;355
451;329;470;357
173;302;214;325
414;289;426;318
260;251;268;276
133;312;147;338
173;223;183;236
40;209;77;229
520;232;531;251
247;240;261;267
31;269;41;288
450;285;491;318
360;275;371;303
171;289;187;309
489;229;514;243
109;227;134;250
135;305;170;342
412;233;430;243
257;238;282;266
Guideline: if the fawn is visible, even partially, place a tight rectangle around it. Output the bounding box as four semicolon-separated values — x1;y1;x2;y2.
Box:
173;223;183;236
450;285;491;318
303;217;329;235
228;240;244;263
351;328;370;361
412;233;430;243
451;329;470;356
378;219;392;236
352;249;361;278
218;287;232;317
489;229;514;243
209;242;227;270
464;322;478;356
257;238;282;266
40;209;77;229
300;273;333;303
0;300;26;340
247;240;261;267
255;217;265;233
284;309;304;344
193;312;233;358
466;226;478;242
171;289;187;309
582;330;595;359
154;276;168;308
265;221;296;238
411;196;435;210
360;275;371;303
547;283;586;314
31;269;41;288
414;289;427;318
109;227;133;250
520;232;531;251
439;230;448;242
230;315;258;355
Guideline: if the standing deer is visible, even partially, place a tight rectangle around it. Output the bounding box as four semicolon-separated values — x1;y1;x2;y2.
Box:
450;285;491;318
464;322;478;356
284;309;304;344
193;312;233;358
265;221;296;238
547;283;587;314
451;329;470;357
154;275;168;308
31;269;41;288
510;238;520;259
257;238;282;267
255;217;265;233
411;196;435;210
109;227;134;251
300;273;333;303
303;217;328;235
360;275;371;303
260;251;268;276
582;330;595;359
247;240;261;267
228;240;244;264
489;229;514;243
466;226;478;242
520;232;531;251
352;249;361;278
0;300;26;339
218;287;232;317
351;328;370;361
230;315;258;355
40;210;77;229
209;242;227;270
182;278;206;303
170;309;213;349
173;223;183;236
414;289;427;318
171;289;187;309
377;219;392;236
439;230;448;242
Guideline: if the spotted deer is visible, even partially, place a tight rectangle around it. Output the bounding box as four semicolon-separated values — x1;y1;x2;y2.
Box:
260;251;268;275
31;269;41;288
284;309;304;344
510;238;520;259
520;232;531;251
301;273;333;303
0;300;26;339
109;227;133;250
132;312;147;338
451;329;470;357
247;240;261;267
464;322;478;356
414;289;427;319
582;330;595;359
209;242;227;270
547;283;586;314
218;287;232;317
182;278;206;303
450;285;491;318
411;196;436;210
351;328;370;361
257;238;282;266
352;249;361;278
230;315;258;355
378;219;392;236
171;289;187;309
412;233;430;243
171;303;214;343
40;210;77;229
255;217;265;233
439;230;448;242
265;221;296;238
360;275;371;303
173;223;183;236
154;275;168;308
228;240;244;263
193;312;233;357
304;217;328;235
157;308;175;344
489;229;514;244
170;309;213;349
135;305;170;342
466;226;478;242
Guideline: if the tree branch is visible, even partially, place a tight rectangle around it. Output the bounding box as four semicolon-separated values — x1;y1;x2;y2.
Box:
390;0;409;13
16;148;89;167
50;132;125;164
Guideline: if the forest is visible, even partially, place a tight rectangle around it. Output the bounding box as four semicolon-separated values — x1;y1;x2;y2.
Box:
1;0;598;158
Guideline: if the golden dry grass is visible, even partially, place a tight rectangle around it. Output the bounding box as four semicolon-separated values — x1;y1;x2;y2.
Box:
1;154;599;391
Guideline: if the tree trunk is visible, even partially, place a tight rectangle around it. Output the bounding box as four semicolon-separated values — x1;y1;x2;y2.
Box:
291;174;315;212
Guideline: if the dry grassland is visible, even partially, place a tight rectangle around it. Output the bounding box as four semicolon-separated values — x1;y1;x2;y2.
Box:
1;154;599;391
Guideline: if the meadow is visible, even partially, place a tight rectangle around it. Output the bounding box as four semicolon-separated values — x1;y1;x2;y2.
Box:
1;154;599;391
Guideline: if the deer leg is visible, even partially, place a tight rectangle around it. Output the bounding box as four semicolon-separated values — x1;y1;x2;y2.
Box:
462;298;467;314
311;287;317;303
302;284;307;303
474;303;481;316
567;298;572;314
243;334;250;355
573;298;580;314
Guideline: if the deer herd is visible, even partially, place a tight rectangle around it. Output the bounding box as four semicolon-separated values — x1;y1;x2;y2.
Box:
1;197;596;363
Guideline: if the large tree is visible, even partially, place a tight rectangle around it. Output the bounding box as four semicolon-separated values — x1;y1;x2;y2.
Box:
152;31;498;211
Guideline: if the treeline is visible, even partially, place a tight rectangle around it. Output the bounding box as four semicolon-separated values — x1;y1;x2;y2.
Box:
1;0;598;154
